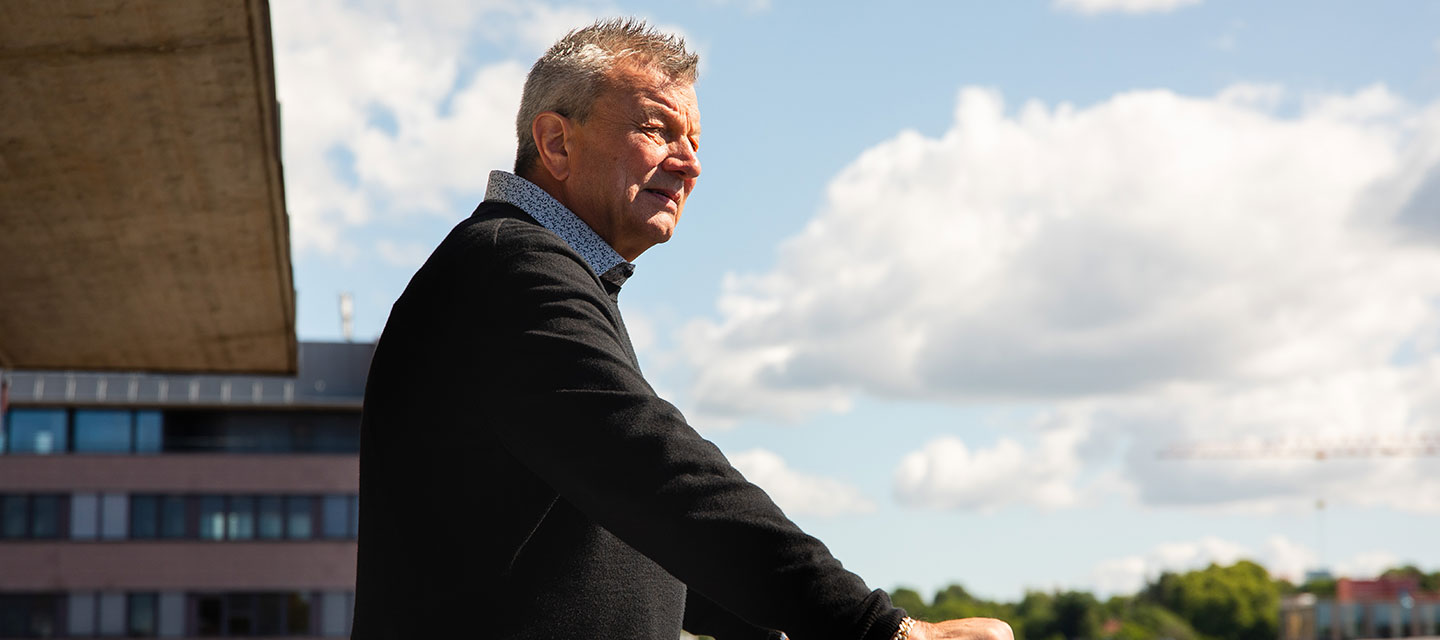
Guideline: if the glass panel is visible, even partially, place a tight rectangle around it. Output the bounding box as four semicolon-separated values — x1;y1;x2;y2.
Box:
0;594;61;638
6;409;68;454
98;592;126;636
100;493;128;540
68;592;97;637
322;495;348;539
228;496;255;540
348;496;360;538
74;410;132;453
226;594;255;636
158;592;185;638
135;411;163;453
257;594;285;636
286;497;313;540
258;496;284;540
70;493;98;539
286;593;312;635
160;496;187;539
321;592;347;636
199;496;226;541
30;495;60;538
131;495;159;539
196;596;223;636
128;593;157;637
1;496;26;539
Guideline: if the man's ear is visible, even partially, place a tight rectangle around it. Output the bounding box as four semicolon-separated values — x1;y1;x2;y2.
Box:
533;112;572;181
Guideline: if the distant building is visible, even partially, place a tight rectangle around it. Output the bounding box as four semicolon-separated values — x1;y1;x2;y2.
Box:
0;341;371;638
1281;576;1440;640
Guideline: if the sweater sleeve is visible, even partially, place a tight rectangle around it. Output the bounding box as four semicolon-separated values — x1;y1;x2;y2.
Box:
467;230;906;640
684;588;783;640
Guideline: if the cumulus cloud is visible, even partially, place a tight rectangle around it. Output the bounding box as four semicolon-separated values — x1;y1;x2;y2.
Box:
680;83;1440;511
1053;0;1201;15
893;424;1089;512
1087;535;1399;596
729;449;876;517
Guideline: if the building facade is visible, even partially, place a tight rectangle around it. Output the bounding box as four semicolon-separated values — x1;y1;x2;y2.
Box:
0;342;372;639
1281;577;1440;640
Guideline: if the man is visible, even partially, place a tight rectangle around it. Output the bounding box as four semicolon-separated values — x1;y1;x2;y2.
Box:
352;18;1012;640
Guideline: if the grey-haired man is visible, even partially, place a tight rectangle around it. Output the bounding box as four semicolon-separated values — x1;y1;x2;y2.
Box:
352;18;1012;640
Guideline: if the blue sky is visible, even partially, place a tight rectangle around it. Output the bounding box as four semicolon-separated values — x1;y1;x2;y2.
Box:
272;0;1440;600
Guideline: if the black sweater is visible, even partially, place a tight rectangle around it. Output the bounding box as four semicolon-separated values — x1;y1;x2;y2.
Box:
351;202;906;639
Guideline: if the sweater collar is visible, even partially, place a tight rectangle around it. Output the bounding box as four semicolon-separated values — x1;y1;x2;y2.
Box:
483;170;632;285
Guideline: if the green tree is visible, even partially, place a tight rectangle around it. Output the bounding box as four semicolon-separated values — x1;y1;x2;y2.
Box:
1142;560;1279;640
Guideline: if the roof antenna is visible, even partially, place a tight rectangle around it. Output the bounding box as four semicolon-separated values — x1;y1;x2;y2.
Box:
339;292;355;342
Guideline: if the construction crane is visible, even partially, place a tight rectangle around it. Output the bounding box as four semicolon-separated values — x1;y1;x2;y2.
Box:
1157;430;1440;576
1157;431;1440;460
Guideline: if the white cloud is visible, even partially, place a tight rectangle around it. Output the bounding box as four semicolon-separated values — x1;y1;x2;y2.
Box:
374;239;433;268
729;449;876;517
1053;0;1201;15
679;83;1440;512
1086;536;1399;597
893;425;1088;512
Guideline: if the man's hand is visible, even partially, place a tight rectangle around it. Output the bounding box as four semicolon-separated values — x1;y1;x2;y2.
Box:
909;617;1014;640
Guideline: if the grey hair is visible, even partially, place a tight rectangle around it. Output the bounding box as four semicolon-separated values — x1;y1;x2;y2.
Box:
513;18;699;175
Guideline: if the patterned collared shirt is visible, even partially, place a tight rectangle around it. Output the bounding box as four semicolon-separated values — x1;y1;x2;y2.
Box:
483;170;634;286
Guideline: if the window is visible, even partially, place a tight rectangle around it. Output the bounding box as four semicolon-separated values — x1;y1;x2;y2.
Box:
0;495;66;539
135;411;163;453
348;495;360;538
131;495;159;539
196;595;222;636
30;495;60;539
160;496;188;539
322;495;349;539
128;593;158;637
199;497;225;541
100;493;127;540
0;593;61;639
257;497;284;539
226;594;255;636
74;410;132;453
71;493;99;539
286;497;313;540
257;594;285;635
1;496;27;539
228;497;256;540
286;593;312;635
5;409;67;454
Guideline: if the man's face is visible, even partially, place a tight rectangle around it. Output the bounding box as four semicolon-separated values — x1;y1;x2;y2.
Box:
564;63;701;261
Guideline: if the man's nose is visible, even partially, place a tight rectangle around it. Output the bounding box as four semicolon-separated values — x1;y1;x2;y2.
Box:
665;141;700;180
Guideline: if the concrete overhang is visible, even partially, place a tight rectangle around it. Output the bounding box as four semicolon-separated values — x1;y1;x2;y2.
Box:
0;0;296;374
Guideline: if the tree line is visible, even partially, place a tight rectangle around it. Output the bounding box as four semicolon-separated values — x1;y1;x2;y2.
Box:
889;562;1440;640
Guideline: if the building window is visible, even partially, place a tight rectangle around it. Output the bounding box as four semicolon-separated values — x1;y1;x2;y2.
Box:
0;495;68;539
287;593;313;636
1;495;25;539
257;496;284;539
286;497;314;540
228;496;256;540
135;411;163;453
160;496;187;539
74;409;132;453
29;495;61;539
196;595;222;636
131;495;159;539
322;495;349;539
128;593;158;637
4;409;67;454
0;593;62;639
199;496;226;541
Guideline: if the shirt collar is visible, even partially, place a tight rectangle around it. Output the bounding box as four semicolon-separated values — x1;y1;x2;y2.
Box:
484;170;632;284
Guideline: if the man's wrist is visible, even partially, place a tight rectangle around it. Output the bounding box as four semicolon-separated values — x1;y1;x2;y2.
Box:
892;616;918;640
